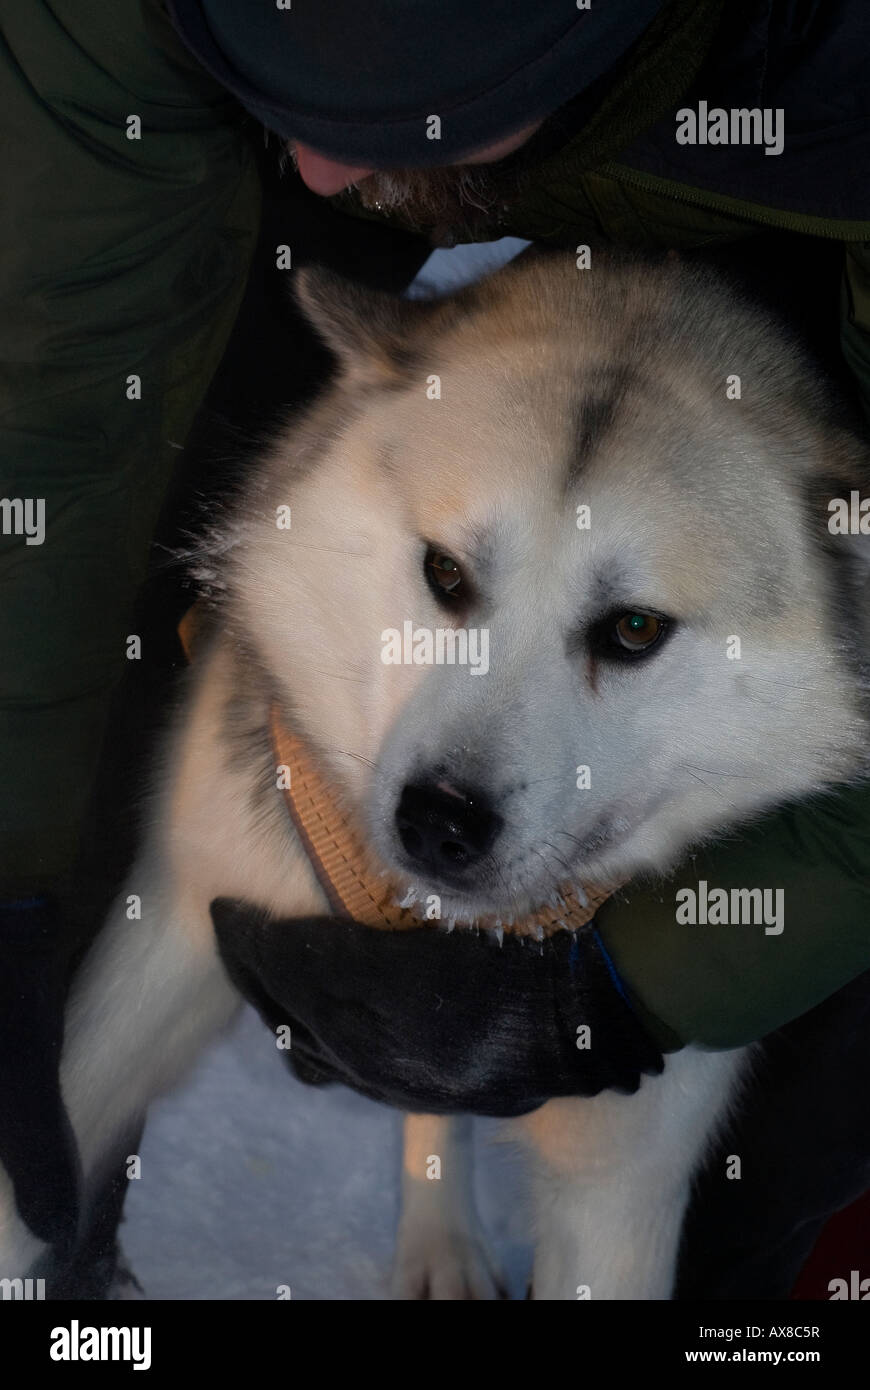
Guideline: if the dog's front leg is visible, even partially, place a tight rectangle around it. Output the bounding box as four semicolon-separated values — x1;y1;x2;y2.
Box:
391;1113;504;1299
520;1047;747;1300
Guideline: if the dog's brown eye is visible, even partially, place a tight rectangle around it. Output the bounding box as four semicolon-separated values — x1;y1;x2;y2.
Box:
614;612;663;651
426;549;464;599
585;608;671;664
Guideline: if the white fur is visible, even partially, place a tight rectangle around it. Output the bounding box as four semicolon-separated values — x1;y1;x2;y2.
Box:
520;1049;746;1299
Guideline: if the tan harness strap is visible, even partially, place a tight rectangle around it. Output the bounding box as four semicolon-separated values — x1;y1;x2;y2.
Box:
269;704;615;936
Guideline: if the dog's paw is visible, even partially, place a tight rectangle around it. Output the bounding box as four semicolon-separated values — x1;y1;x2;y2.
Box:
391;1225;505;1300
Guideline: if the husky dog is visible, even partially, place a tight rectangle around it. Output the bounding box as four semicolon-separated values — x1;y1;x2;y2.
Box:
2;253;868;1298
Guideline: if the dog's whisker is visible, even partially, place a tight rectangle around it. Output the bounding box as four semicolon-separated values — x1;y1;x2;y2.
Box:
682;763;753;779
551;828;591;852
528;846;568;901
274;540;375;558
540;840;578;883
683;768;741;811
307;669;368;684
333;748;378;770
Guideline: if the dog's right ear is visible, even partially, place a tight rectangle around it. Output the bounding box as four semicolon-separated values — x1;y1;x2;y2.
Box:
294;264;431;387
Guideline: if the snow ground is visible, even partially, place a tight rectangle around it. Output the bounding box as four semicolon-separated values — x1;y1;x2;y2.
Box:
121;1005;533;1300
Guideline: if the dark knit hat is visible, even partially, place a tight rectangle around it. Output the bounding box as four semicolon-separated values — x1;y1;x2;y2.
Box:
169;0;665;165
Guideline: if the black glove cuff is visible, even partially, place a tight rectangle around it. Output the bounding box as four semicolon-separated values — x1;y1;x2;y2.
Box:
211;899;665;1118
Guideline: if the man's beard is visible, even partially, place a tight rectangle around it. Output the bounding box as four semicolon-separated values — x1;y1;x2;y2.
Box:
285;144;529;244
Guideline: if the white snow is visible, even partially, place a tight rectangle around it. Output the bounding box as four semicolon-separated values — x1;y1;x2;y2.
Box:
122;1005;533;1300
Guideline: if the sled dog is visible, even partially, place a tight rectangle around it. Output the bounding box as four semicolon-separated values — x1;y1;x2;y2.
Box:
2;253;868;1298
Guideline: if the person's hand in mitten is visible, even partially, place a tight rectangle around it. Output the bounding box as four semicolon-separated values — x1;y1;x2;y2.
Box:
210;899;664;1117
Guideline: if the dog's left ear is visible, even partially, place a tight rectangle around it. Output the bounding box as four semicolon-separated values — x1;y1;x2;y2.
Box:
294;264;436;386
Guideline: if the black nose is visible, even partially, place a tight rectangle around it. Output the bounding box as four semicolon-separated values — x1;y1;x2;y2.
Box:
395;782;502;874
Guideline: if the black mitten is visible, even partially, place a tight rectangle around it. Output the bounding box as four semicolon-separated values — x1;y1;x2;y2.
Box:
210;900;664;1117
0;897;81;1249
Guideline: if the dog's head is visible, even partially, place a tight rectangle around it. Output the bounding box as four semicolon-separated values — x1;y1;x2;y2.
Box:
227;253;870;924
